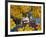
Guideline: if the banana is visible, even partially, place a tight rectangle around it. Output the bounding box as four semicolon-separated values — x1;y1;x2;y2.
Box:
10;18;16;29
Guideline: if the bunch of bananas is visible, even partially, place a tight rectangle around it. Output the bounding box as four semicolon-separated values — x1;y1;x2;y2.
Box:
24;24;35;31
10;18;16;29
20;6;31;13
10;5;22;19
17;27;24;32
10;5;31;19
17;24;35;31
32;6;41;18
